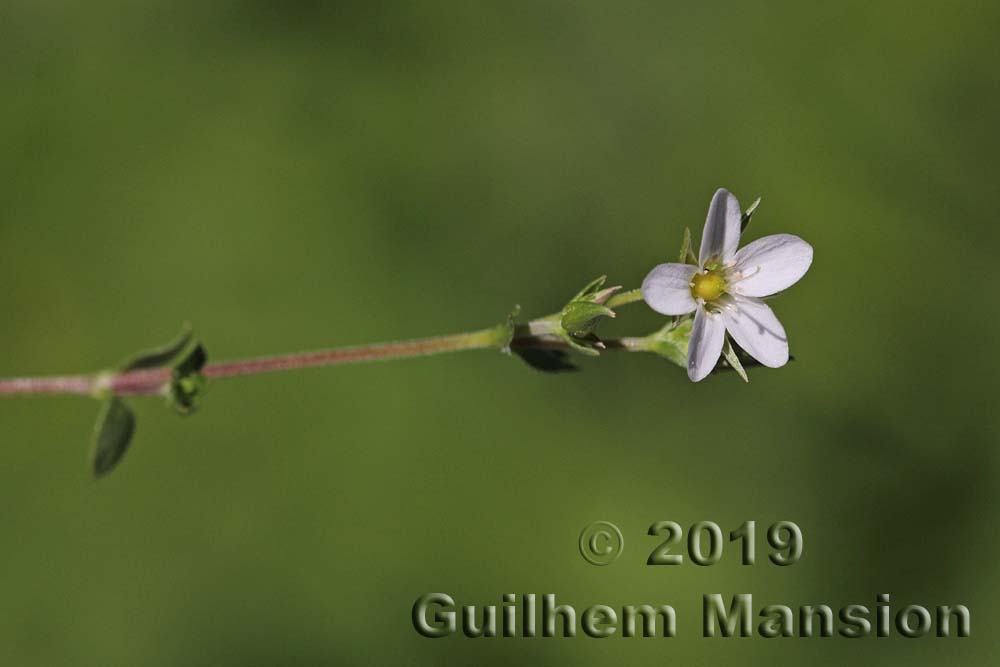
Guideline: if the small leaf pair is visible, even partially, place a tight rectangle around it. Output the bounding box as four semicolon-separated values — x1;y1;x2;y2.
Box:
90;325;207;478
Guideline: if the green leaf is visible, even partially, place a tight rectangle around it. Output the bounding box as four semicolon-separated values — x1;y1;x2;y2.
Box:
721;337;749;383
741;196;761;231
90;397;137;478
119;323;194;371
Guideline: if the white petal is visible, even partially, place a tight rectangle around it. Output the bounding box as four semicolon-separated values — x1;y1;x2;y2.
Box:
641;263;698;315
731;234;813;297
721;296;789;368
688;308;726;382
699;188;742;266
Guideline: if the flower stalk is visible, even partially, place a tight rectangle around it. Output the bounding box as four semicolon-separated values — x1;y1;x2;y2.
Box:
0;304;660;400
0;186;812;477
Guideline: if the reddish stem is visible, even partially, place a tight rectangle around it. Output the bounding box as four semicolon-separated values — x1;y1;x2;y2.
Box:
0;330;509;398
0;375;95;397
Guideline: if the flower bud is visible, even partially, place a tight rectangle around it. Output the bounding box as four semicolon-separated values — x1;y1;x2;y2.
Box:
560;301;616;338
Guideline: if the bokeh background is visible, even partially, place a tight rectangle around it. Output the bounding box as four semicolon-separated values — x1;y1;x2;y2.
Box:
1;1;998;664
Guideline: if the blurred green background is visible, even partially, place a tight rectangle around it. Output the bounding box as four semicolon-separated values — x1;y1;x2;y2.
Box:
1;1;998;664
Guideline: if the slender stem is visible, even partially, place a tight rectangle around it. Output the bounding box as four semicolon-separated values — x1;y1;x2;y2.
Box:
1;323;639;399
203;328;502;380
605;288;643;309
0;374;96;397
0;328;507;399
0;290;665;400
110;326;512;396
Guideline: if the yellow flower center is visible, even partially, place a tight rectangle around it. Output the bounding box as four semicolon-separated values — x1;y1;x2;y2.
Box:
691;270;726;302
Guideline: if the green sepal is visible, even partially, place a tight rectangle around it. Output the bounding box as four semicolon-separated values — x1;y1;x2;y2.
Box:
679;227;697;264
560;301;615;338
741;196;761;231
571;275;608;301
721;337;749;383
169;343;208;415
561;333;603;356
642;318;693;368
553;276;621;352
715;340;777;375
119;323;194;371
90;397;137;478
569;276;620;306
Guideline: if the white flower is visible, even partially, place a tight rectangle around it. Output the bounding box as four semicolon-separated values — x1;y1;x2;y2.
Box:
641;188;813;382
